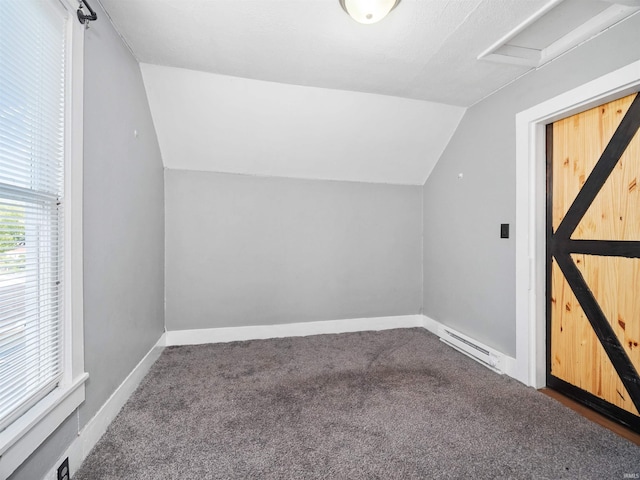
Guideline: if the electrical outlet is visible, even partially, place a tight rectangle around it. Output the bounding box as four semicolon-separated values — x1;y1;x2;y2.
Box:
57;457;69;480
500;223;509;239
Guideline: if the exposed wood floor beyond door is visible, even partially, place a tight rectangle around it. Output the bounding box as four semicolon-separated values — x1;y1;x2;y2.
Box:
541;388;640;445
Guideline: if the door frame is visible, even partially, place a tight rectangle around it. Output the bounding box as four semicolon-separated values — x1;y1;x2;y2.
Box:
514;59;640;388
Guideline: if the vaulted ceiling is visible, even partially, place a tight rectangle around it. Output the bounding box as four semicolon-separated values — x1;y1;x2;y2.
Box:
97;0;640;184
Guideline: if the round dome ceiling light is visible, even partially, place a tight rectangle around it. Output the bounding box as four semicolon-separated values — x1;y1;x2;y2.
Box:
339;0;401;24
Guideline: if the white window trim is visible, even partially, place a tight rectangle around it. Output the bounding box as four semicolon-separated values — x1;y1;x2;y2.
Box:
0;0;88;476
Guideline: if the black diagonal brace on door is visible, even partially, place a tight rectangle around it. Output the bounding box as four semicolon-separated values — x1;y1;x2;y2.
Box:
550;93;640;412
553;252;640;410
555;94;640;239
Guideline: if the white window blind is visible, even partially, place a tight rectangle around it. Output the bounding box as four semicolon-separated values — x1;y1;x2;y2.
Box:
0;0;68;431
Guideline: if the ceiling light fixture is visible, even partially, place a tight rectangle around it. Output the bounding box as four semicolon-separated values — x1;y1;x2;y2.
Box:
339;0;401;24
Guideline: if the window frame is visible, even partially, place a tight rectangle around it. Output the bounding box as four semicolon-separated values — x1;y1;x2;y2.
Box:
0;0;87;476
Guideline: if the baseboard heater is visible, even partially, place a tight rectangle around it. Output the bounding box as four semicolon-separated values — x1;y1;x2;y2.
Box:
438;326;504;374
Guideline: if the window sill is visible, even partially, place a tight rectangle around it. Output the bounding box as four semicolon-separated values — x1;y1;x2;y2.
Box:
0;372;88;478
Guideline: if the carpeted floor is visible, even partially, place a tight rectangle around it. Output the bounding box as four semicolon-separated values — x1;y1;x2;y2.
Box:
74;328;639;479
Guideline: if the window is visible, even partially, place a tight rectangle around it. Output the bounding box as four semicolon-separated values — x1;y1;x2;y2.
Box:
0;0;86;476
0;0;67;431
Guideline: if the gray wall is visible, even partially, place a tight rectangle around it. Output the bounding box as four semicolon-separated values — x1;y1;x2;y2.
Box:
422;14;640;357
79;6;165;426
9;2;165;478
165;170;422;330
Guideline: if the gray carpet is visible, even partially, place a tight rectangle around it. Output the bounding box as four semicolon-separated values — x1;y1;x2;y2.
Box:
74;328;639;479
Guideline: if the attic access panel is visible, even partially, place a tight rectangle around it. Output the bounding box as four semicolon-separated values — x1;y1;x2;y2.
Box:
478;0;640;67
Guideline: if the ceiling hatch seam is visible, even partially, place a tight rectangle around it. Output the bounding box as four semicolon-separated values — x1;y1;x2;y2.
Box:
470;9;640;108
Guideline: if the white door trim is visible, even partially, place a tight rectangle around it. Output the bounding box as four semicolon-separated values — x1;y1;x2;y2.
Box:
514;59;640;387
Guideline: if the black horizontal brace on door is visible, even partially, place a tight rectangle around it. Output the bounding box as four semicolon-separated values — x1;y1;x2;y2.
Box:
551;239;640;258
554;252;640;412
547;375;640;431
555;94;640;240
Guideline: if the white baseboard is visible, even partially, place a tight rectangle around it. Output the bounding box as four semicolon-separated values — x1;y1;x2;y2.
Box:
502;355;518;380
42;314;519;479
165;315;518;378
165;315;517;379
422;315;518;379
164;315;424;346
421;314;441;336
42;334;166;480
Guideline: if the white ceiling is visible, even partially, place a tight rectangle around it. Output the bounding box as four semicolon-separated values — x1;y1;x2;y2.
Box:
99;0;559;107
97;0;639;184
141;64;465;185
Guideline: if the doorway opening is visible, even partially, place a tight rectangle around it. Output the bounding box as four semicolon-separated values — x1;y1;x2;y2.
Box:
514;60;640;392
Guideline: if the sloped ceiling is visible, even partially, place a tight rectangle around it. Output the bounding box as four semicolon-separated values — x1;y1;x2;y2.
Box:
97;0;638;184
141;64;465;185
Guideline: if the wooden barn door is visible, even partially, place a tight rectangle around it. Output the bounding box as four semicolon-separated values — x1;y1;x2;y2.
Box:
547;92;640;432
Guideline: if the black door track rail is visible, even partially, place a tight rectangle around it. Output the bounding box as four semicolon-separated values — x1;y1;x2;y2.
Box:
77;0;97;26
